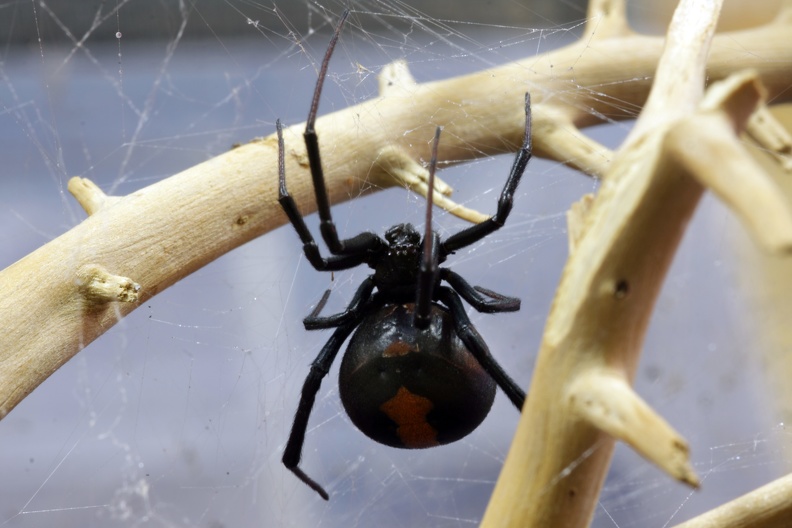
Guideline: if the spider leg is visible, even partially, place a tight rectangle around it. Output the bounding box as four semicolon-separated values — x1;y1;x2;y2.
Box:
440;93;532;257
304;276;376;330
277;120;373;272
441;268;520;313
282;316;362;500
437;286;526;410
415;127;442;329
303;10;384;256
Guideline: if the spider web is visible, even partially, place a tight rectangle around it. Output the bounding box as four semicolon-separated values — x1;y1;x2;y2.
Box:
0;1;789;526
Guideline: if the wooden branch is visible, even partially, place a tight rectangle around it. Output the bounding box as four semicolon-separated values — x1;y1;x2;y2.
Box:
672;473;792;528
746;103;792;171
567;369;698;487
481;0;792;526
671;76;792;252
532;106;614;178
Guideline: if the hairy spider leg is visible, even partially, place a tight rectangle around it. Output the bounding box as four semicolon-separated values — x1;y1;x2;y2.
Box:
440;93;533;257
302;9;384;256
438;286;526;409
276;120;369;272
414;126;443;329
440;268;520;313
282;317;364;501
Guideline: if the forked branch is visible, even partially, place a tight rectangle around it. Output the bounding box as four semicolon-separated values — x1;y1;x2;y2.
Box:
482;0;792;526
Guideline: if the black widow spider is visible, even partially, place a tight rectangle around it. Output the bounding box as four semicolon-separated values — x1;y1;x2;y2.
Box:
276;10;531;501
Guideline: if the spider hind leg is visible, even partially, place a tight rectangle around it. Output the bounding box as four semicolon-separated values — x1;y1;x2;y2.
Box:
438;286;526;409
282;318;361;501
441;268;520;313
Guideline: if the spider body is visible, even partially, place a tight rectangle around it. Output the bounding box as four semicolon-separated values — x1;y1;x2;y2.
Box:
340;303;496;449
275;10;532;501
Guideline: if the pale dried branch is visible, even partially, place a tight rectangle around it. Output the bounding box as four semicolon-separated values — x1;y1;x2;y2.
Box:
747;104;792;171
68;176;122;215
76;264;141;304
630;0;721;138
481;0;792;525
378;58;417;95
584;0;632;39
532;105;613;178
774;0;792;25
669;74;792;252
566;193;595;252
369;143;489;223
568;370;698;486
673;472;792;528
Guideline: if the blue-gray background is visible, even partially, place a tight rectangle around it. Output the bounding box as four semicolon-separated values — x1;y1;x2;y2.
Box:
0;1;786;526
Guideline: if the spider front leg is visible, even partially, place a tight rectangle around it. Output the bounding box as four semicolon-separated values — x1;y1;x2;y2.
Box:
302;9;384;256
303;276;376;330
283;317;362;500
276;120;372;272
440;93;532;257
438;286;526;410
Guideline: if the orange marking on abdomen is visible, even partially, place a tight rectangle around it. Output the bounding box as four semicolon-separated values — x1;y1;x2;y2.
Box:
383;340;413;357
379;386;439;448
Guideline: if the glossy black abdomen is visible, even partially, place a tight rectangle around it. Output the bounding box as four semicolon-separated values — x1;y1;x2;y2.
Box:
339;303;496;449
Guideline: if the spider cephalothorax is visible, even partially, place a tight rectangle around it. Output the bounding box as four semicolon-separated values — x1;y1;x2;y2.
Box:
374;223;426;292
276;9;532;501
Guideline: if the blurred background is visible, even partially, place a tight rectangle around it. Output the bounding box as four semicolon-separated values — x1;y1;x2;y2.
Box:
0;1;789;526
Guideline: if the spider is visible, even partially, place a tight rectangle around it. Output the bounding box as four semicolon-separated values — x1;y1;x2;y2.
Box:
276;10;531;500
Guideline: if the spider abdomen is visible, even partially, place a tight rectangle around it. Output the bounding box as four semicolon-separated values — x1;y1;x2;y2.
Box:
339;304;496;449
